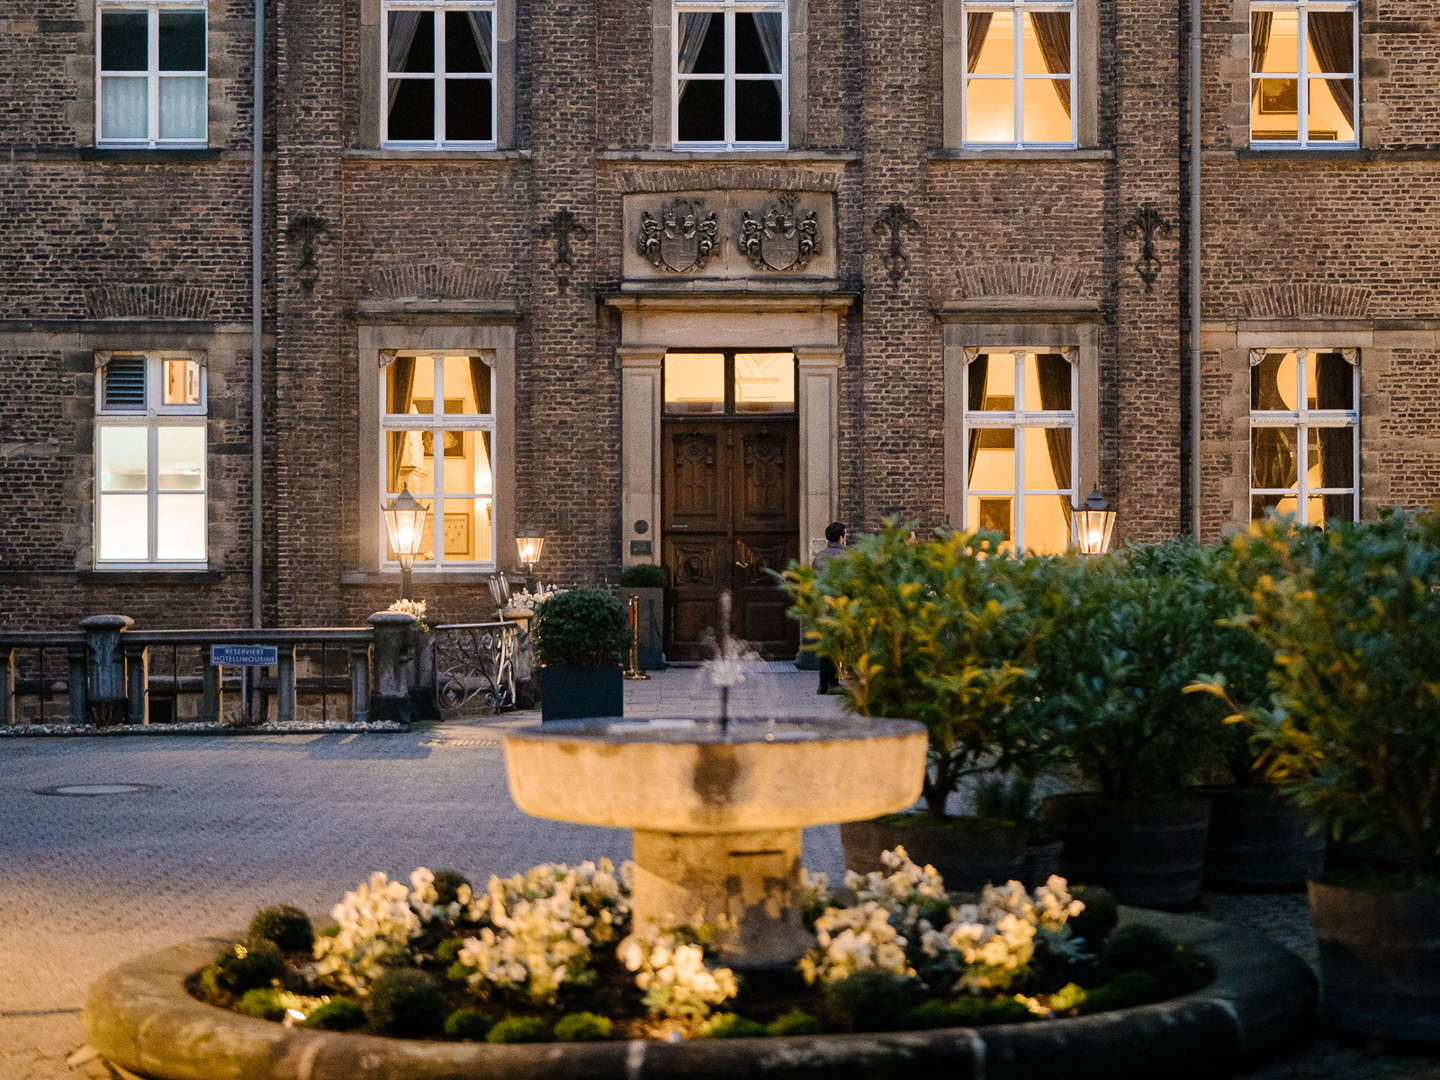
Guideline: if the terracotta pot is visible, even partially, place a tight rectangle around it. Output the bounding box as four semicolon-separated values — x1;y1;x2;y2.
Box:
1200;785;1325;889
1309;879;1440;1040
1043;793;1211;908
840;813;1026;890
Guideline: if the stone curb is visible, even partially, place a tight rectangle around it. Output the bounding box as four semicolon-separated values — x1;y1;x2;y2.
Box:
84;910;1315;1080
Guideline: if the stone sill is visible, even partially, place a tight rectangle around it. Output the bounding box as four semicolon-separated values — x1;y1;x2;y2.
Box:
931;148;1114;162
1225;148;1440;163
597;149;860;163
341;571;501;586
342;149;531;162
78;148;225;163
350;299;522;320
75;571;228;585
936;299;1103;321
0;319;264;336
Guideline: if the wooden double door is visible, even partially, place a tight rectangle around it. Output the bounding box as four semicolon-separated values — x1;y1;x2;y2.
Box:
662;419;800;661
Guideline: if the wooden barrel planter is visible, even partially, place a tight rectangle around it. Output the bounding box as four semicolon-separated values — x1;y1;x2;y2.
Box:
841;814;1026;890
1200;786;1325;890
1043;794;1211;908
1309;880;1440;1040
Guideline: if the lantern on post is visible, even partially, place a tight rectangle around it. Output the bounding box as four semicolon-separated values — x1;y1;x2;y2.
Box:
382;484;429;599
1072;487;1117;556
516;525;545;581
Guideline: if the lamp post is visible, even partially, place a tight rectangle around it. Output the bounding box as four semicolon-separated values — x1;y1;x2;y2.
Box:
516;525;545;583
1072;487;1117;556
383;484;429;599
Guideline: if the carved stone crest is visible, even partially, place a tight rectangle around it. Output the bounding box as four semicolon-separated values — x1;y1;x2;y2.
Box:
637;200;719;273
738;194;819;272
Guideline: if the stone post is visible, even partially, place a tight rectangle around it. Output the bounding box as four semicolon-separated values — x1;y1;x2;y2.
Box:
80;615;133;725
367;612;417;724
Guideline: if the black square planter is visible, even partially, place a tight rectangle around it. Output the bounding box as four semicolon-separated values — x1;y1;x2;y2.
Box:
537;665;625;723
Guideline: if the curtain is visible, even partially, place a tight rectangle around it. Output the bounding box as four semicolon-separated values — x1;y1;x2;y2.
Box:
388;356;416;489
966;12;993;73
1252;428;1296;490
1250;12;1272;74
1315;351;1354;411
1308;14;1355;119
967;354;988;484
468;357;490;414
465;11;493;72
159;77;207;140
753;11;783;75
387;12;423;109
1035;354;1073;526
1031;13;1072;117
678;12;713;73
101;77;148;140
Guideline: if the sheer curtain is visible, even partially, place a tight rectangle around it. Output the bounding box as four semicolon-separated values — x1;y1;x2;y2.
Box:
101;79;148;140
160;78;206;140
1031;13;1072;116
753;11;783;74
388;13;423;108
465;11;494;71
676;11;714;112
966;12;992;72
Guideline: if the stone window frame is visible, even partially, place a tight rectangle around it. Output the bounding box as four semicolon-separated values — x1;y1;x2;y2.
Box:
92;349;210;570
942;318;1100;545
355;322;516;580
1248;346;1359;527
652;0;808;150
1247;0;1359;150
942;0;1098;149
94;0;209;149
361;0;516;150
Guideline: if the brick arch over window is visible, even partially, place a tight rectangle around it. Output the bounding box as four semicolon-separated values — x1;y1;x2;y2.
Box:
85;285;215;321
1236;283;1373;321
953;261;1090;302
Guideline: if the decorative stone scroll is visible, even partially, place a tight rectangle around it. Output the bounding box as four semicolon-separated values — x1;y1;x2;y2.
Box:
637;200;720;273
738;194;820;272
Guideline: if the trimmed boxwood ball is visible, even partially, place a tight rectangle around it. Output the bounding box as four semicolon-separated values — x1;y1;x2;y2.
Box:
617;564;667;588
701;1013;767;1039
364;969;445;1037
823;970;911;1033
766;1008;821;1036
247;904;314;953
486;1016;551;1043
1106;923;1178;974
304;998;365;1031
554;1012;613;1042
1069;885;1120;944
431;869;470;906
443;1008;495;1040
212;939;284;993
236;987;286;1021
530;588;629;668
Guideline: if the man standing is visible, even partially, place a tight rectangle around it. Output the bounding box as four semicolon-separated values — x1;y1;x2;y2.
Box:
811;521;847;694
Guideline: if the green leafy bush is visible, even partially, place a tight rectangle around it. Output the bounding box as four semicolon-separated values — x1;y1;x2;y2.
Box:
1067;885;1119;944
431;869;470;905
822;969;912;1032
434;937;467;965
247;904;314;953
1075;970;1166;1014
766;1008;821;1036
1105;924;1178;974
554;1012;614;1041
363;969;444;1037
305;998;365;1031
701;1012;767;1038
211;939;284;994
485;1016;552;1043
901;995;1032;1029
531;588;629;668
781;523;1046;818
618;564;667;588
236;987;286;1021
443;1008;495;1040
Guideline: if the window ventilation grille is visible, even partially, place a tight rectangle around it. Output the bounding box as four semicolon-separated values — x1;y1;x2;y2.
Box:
103;357;146;411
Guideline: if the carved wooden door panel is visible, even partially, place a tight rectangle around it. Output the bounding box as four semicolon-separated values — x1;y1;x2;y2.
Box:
663;420;798;661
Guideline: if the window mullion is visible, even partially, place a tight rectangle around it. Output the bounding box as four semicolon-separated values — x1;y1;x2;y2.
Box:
147;424;159;561
1013;11;1023;147
148;8;160;145
435;8;445;143
725;10;736;146
1297;7;1309;144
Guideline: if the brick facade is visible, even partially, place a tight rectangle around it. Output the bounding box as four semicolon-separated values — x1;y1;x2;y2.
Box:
2;0;1438;633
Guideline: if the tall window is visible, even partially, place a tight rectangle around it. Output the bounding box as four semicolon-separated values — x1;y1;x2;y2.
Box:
383;0;496;147
673;0;787;149
382;353;496;568
97;0;207;147
963;349;1076;554
1250;348;1358;526
962;0;1075;147
1250;1;1357;147
95;352;206;567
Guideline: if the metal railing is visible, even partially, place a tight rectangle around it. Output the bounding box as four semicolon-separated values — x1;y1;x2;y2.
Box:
430;621;521;714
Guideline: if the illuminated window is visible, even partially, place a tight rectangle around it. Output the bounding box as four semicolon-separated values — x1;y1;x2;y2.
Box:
962;350;1076;554
962;0;1075;147
382;353;496;567
97;0;207;147
1250;348;1358;527
382;0;496;147
664;351;795;415
94;352;207;567
1250;1;1357;147
673;0;787;149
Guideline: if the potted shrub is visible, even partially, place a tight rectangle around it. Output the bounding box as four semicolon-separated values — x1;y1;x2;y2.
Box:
531;588;630;723
780;523;1049;888
1220;509;1440;1039
1027;552;1223;908
616;564;666;671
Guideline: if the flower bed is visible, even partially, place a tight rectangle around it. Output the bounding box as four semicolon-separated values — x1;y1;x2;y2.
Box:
191;849;1212;1043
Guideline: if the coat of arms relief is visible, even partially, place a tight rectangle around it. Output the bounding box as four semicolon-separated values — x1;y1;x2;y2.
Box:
637;200;720;273
635;195;823;275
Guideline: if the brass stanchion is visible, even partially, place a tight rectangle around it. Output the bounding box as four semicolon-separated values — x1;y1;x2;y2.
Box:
623;593;651;681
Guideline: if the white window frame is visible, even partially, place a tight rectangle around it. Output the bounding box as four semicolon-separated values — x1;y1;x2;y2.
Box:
94;351;208;569
672;0;788;151
381;0;498;150
379;352;498;572
1249;348;1359;527
961;0;1077;149
1249;0;1359;149
960;347;1078;553
95;0;208;149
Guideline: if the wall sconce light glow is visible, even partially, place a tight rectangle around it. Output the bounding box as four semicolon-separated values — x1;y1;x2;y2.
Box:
1072;487;1116;556
516;525;545;577
383;483;429;598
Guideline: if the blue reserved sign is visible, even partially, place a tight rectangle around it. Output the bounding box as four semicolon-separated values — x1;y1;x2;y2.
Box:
210;644;279;667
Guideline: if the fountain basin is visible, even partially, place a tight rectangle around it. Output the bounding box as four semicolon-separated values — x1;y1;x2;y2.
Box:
505;718;926;967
